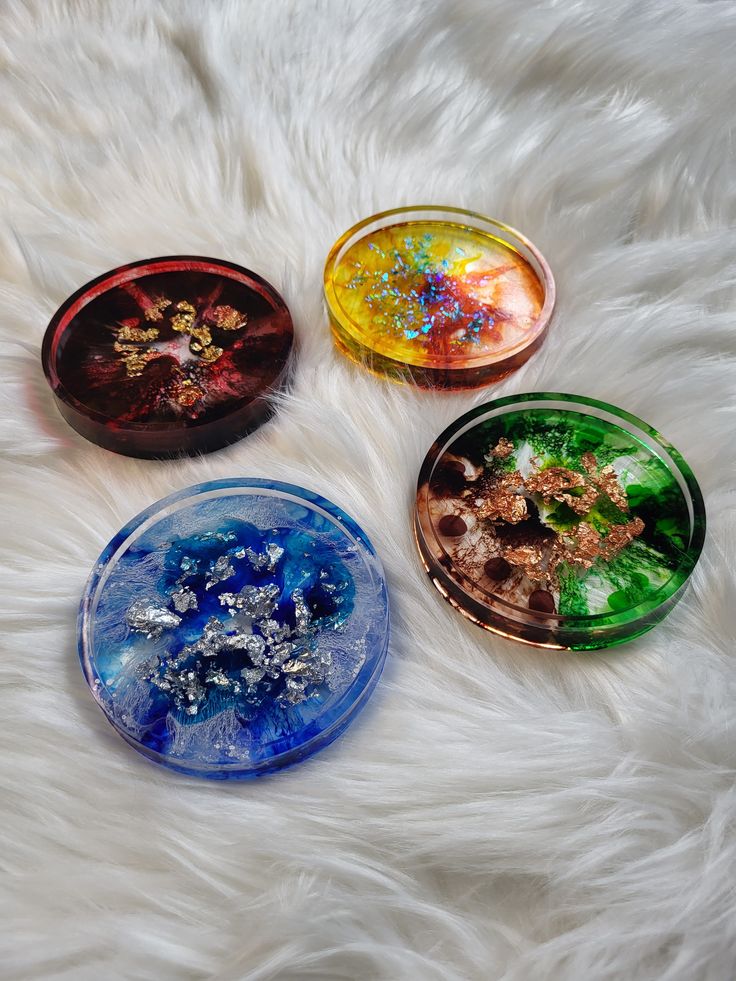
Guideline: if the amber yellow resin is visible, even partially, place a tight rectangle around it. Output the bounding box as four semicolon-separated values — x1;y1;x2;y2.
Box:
325;211;552;389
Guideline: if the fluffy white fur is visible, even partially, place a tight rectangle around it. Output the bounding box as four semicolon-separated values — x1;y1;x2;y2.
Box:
2;1;736;978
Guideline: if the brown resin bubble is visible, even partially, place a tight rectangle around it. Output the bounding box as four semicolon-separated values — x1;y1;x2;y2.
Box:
433;459;467;494
438;514;467;537
528;589;556;614
484;557;512;582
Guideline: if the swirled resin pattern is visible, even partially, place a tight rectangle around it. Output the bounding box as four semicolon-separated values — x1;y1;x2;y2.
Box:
415;395;704;650
80;480;389;777
325;209;553;388
43;258;293;456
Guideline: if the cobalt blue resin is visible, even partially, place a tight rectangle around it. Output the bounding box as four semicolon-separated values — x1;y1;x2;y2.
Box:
79;479;390;778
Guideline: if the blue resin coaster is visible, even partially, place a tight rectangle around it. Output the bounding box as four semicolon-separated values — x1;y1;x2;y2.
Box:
79;479;389;778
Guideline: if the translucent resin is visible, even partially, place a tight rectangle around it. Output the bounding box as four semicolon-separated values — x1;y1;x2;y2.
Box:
42;257;293;457
79;480;390;777
324;207;554;389
415;394;705;650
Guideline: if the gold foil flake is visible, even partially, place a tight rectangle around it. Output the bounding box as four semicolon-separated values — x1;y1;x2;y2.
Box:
504;543;546;580
116;325;160;343
525;467;598;516
580;453;629;511
114;343;161;377
171;299;197;333
490;437;514;460
209;304;247;331
550;516;643;573
171;377;205;407
563;523;602;570
581;452;598;474
600;517;645;560
594;465;629;512
188;324;213;349
199;345;224;363
112;295;249;378
476;472;528;523
144;296;172;321
171;314;192;332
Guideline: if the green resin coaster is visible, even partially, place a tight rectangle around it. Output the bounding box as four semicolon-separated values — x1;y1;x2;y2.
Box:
415;394;705;651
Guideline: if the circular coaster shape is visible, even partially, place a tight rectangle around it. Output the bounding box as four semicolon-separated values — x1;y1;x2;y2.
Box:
415;394;705;650
79;479;389;778
42;257;294;457
324;206;554;389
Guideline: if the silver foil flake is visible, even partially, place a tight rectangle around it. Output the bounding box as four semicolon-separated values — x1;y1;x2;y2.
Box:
281;676;309;704
268;640;296;666
244;543;285;573
143;569;349;712
150;664;206;715
257;618;292;643
242;666;266;685
205;555;236;590
126;600;182;639
219;583;280;619
204;666;230;688
200;531;236;545
239;633;267;663
171;586;198;613
292;588;312;636
179;555;199;577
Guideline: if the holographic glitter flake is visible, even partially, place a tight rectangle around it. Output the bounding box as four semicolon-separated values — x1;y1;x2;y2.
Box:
327;211;552;388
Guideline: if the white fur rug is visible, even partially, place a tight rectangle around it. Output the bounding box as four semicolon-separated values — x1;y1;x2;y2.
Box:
2;2;736;978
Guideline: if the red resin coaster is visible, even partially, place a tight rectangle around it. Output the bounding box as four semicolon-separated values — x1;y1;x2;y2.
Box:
42;257;294;457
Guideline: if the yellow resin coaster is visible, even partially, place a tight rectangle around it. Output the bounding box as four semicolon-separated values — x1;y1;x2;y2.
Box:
324;207;555;389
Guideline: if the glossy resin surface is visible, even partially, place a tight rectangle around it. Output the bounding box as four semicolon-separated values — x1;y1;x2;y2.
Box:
43;257;293;457
325;207;554;388
415;395;704;650
80;480;390;777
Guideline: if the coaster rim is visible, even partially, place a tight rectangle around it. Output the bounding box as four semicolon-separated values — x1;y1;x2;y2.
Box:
415;392;705;648
324;205;556;373
79;478;390;777
42;256;294;454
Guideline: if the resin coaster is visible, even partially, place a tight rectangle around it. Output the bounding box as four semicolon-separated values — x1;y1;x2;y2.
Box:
42;257;294;457
79;479;389;778
415;394;705;650
324;206;554;389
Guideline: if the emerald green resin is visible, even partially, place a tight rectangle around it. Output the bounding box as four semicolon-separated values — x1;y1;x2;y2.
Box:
470;407;691;619
415;394;705;651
